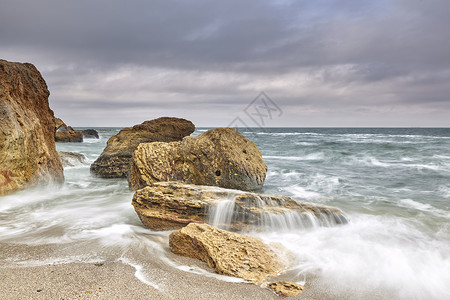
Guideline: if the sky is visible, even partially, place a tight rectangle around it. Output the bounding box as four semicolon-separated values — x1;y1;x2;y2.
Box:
1;0;449;127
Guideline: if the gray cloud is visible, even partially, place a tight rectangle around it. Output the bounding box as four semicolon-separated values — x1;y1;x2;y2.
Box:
1;0;449;126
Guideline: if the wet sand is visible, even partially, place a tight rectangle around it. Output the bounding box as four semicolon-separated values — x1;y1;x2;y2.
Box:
0;241;387;300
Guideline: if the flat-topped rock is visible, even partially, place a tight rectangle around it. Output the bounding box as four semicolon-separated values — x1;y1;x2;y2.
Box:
169;223;287;285
132;182;348;231
0;59;64;195
54;118;83;142
129;128;267;191
90;117;195;178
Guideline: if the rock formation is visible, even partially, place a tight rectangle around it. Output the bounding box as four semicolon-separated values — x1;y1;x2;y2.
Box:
0;59;64;195
132;182;348;231
267;281;304;296
58;151;88;167
54;118;83;142
129;128;267;191
169;223;286;285
82;129;99;139
90;117;195;178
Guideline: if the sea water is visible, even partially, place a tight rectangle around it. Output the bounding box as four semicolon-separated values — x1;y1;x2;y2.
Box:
0;128;449;299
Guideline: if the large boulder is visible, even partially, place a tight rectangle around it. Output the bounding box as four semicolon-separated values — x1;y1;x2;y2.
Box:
54;118;83;142
90;117;195;178
0;59;64;195
129;128;267;191
169;223;286;285
132;182;348;231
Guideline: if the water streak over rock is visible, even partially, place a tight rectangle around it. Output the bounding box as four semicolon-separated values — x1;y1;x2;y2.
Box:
132;182;348;231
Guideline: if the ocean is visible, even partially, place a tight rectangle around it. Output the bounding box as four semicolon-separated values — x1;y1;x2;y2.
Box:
1;127;449;299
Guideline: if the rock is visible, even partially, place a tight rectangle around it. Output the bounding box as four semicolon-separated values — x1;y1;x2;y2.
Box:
132;182;348;231
54;118;83;142
58;151;88;167
267;281;304;296
129;127;267;191
169;223;286;285
0;59;64;195
91;117;195;178
82;129;99;139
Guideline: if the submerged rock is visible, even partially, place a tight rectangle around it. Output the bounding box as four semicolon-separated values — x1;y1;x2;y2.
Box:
58;151;88;167
267;281;304;296
169;223;286;285
82;129;99;139
0;59;64;195
132;182;348;231
90;117;195;178
129;128;267;191
54;118;83;142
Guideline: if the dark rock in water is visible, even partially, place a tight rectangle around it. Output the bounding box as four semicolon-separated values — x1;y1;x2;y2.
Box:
54;118;83;142
169;223;287;285
90;117;195;178
132;182;348;231
82;129;99;139
58;151;88;167
0;59;64;195
129;128;267;191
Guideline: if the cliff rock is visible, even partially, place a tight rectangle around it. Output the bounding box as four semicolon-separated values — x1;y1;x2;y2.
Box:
90;117;195;178
169;223;286;285
0;59;64;195
132;182;348;231
129;128;267;191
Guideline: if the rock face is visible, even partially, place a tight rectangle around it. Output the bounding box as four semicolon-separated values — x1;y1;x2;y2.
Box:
0;59;64;195
129;128;267;191
54;118;83;142
169;223;286;285
58;151;88;167
132;182;348;231
82;129;99;139
267;281;304;296
91;117;195;178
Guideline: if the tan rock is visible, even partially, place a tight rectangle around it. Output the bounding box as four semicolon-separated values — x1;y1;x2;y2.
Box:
91;117;194;178
132;182;348;231
267;281;304;296
54;118;83;142
0;59;64;195
129;128;267;191
169;223;286;285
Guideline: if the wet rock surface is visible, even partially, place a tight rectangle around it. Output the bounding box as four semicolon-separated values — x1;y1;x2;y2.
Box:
91;117;194;178
0;59;64;195
129;128;267;191
132;182;348;231
58;151;89;167
267;281;304;296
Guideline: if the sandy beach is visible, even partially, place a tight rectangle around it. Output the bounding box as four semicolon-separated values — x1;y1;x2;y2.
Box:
0;241;390;300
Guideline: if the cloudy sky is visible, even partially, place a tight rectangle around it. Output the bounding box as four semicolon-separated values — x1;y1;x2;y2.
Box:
1;0;449;127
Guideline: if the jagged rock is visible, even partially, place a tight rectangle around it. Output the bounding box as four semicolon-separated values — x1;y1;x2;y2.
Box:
169;223;286;285
129;128;267;191
58;151;88;167
132;182;348;231
54;118;83;142
82;129;99;139
267;281;304;296
0;59;64;195
90;117;195;178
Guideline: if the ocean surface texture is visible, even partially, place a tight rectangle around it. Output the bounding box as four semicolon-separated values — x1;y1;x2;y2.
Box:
1;127;449;299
